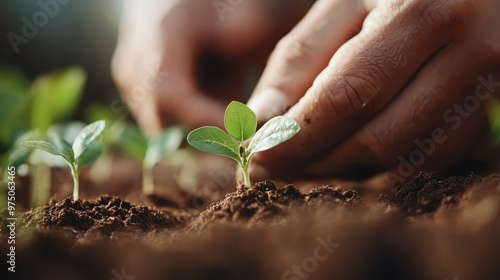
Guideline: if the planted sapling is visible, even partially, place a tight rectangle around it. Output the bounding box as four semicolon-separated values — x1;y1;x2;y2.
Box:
118;125;184;195
142;127;184;194
187;101;300;187
21;120;106;201
0;67;86;209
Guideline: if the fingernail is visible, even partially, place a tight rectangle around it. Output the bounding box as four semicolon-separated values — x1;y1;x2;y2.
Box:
249;164;270;182
247;88;287;121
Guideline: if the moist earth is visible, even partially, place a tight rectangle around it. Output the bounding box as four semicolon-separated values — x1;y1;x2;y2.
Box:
1;172;500;280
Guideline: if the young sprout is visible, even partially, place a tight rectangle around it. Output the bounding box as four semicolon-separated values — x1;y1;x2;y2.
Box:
21;120;105;201
118;125;184;195
187;101;300;187
142;127;184;194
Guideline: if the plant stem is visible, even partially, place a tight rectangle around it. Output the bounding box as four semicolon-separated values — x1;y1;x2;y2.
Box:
242;163;251;188
143;164;154;195
70;165;79;201
31;164;51;207
239;145;252;188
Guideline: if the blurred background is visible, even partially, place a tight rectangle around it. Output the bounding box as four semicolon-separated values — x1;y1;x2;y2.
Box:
0;0;122;117
0;1;187;210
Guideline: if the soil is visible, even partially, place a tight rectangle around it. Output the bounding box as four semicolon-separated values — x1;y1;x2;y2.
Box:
191;181;367;230
40;196;185;234
379;172;482;215
2;171;500;280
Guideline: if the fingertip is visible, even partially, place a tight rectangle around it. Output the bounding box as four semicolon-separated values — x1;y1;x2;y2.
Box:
247;88;288;122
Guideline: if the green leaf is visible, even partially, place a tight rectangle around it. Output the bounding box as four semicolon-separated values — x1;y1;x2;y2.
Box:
72;120;106;159
30;67;86;131
7;147;31;168
47;132;75;163
248;116;300;156
77;142;103;168
144;126;184;168
118;125;148;161
21;141;66;158
0;92;24;126
187;126;240;163
224;101;257;142
0;66;29;96
5;130;39;167
85;105;127;147
49;122;86;144
86;104;123;123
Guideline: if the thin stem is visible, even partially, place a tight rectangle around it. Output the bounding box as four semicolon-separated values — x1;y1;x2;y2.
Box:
239;144;252;188
242;163;251;188
143;164;154;195
70;165;79;201
31;164;51;207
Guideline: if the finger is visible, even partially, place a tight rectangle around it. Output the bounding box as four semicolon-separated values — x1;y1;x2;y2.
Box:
154;13;230;129
289;40;494;181
253;0;473;165
305;108;489;180
114;0;230;134
247;0;368;122
303;36;498;179
112;2;170;136
250;107;488;183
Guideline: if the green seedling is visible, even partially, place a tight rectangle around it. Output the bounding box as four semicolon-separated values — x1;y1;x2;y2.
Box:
187;101;300;187
21;120;106;201
85;104;128;185
1;66;86;165
118;125;184;194
0;67;86;209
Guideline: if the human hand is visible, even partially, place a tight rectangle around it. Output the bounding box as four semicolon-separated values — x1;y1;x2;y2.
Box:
112;0;313;135
248;0;500;183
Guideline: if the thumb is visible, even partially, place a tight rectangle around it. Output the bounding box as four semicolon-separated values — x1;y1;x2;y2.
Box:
247;0;368;122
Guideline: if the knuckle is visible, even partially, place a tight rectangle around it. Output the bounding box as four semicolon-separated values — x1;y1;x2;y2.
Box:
415;0;469;32
318;71;380;119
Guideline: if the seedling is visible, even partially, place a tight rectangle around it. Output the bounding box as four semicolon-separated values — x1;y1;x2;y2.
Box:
85;104;128;185
0;66;86;208
21;120;106;201
187;101;300;187
118;125;184;194
142;127;184;194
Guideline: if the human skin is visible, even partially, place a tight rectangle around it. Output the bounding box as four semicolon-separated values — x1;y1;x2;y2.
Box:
247;0;500;182
112;0;314;136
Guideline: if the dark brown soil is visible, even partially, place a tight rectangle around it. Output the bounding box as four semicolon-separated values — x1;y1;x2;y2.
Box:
191;181;366;229
380;172;486;215
146;191;208;210
37;196;185;235
379;172;500;216
2;172;500;280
